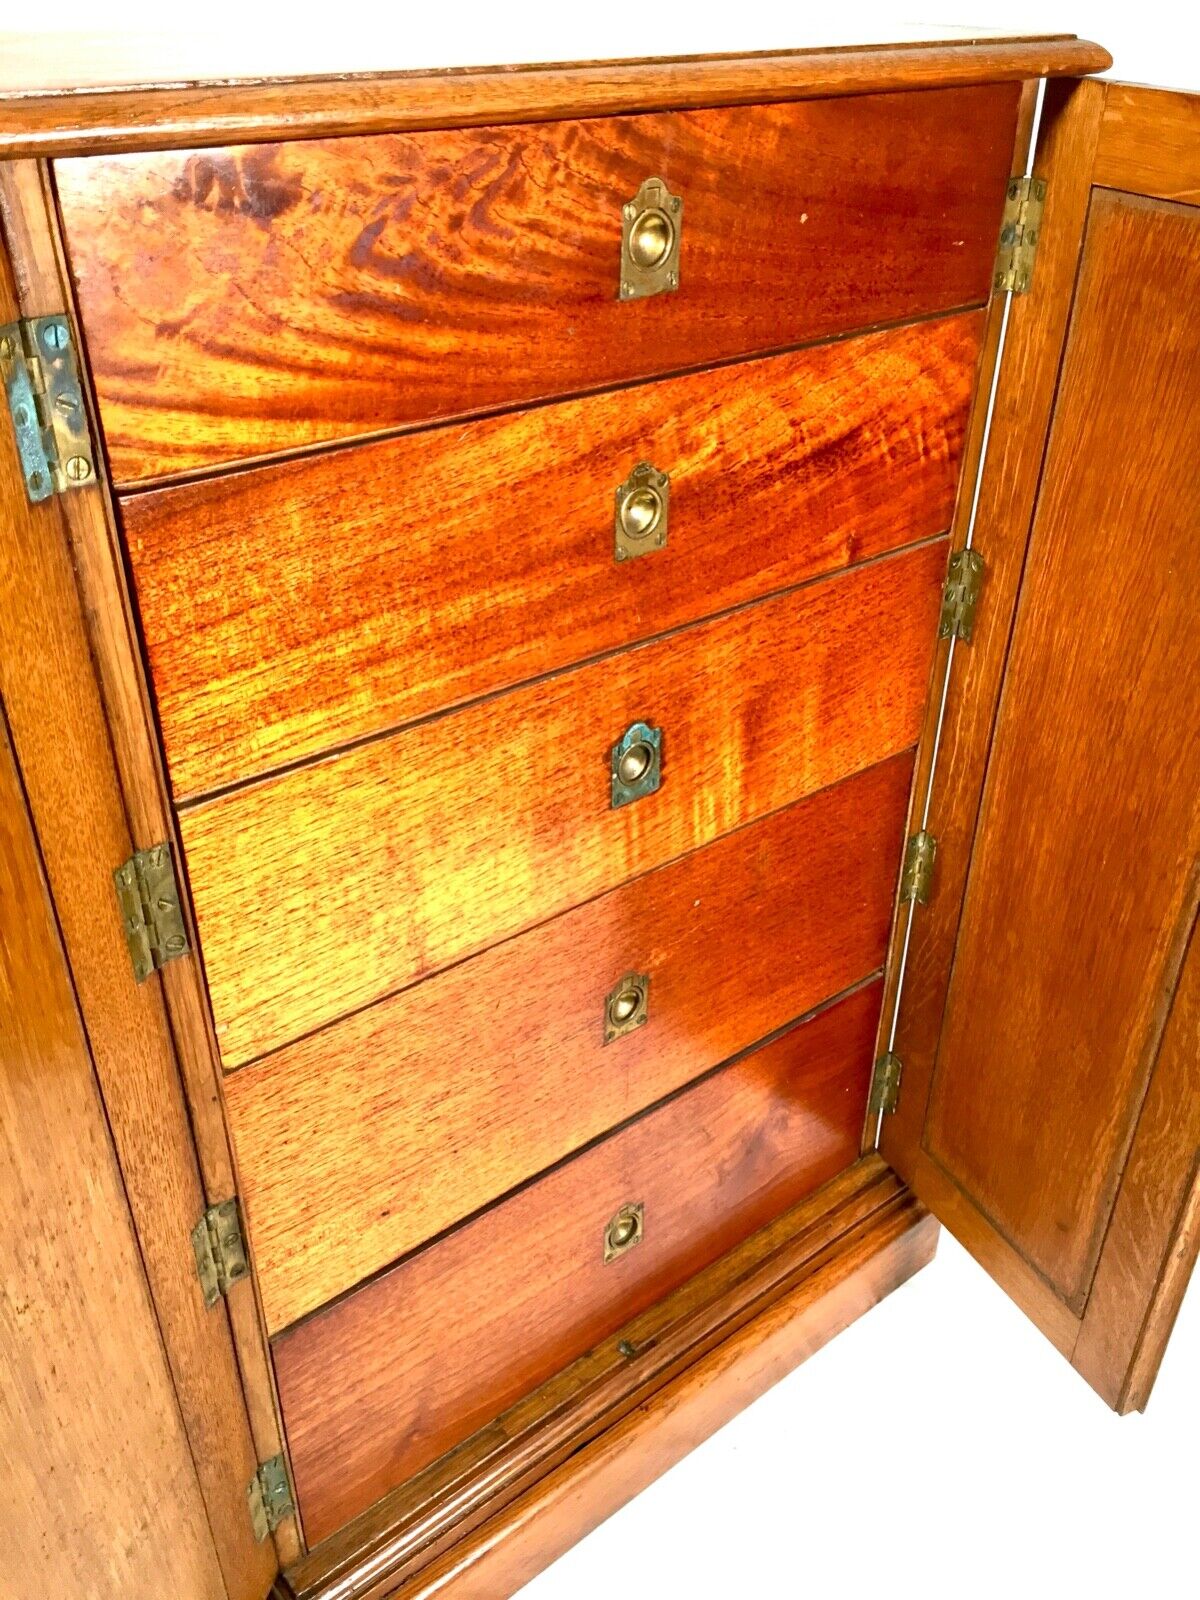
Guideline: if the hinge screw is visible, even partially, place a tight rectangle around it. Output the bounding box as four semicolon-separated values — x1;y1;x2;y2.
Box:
65;455;92;482
42;321;69;351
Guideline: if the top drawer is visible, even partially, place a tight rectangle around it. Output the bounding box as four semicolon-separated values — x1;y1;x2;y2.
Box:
54;84;1019;485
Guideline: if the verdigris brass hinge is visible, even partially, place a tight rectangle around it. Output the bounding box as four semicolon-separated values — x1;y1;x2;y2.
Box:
191;1197;249;1308
113;842;189;983
900;830;937;906
994;175;1047;295
247;1454;294;1541
0;316;96;503
868;1051;903;1116
939;548;985;643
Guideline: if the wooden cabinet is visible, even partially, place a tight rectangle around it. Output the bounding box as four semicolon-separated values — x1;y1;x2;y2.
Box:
1;34;1196;1600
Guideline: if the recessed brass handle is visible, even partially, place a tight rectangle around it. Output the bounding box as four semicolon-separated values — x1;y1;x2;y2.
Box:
604;971;650;1043
604;1202;644;1263
619;177;682;301
614;462;669;562
610;720;662;808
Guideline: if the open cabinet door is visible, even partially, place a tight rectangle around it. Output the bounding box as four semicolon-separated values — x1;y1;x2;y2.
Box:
880;77;1200;1411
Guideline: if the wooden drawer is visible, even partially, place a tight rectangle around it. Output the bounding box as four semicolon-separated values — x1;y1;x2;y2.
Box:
273;979;880;1543
182;538;944;1066
228;751;911;1333
54;85;1018;485
123;314;981;800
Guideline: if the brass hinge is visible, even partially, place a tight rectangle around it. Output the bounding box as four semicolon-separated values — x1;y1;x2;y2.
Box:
939;549;985;643
113;842;189;983
994;175;1047;296
191;1197;249;1308
900;830;937;906
868;1051;903;1116
0;316;96;502
247;1454;294;1541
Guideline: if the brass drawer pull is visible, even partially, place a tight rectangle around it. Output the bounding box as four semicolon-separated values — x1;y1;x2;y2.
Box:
619;177;682;301
604;1202;644;1263
614;462;669;562
610;720;662;808
604;972;650;1043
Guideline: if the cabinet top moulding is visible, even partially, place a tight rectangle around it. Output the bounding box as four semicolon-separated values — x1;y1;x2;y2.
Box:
0;36;1110;159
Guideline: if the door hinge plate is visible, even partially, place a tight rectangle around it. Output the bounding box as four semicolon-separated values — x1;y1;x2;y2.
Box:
900;830;937;906
113;842;189;983
869;1051;903;1116
994;175;1047;296
0;316;96;503
247;1454;294;1541
939;548;985;643
191;1197;249;1308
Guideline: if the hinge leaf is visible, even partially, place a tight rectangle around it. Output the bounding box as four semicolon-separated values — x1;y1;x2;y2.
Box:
191;1197;249;1308
900;830;937;906
113;841;189;982
939;548;985;643
247;1454;294;1541
994;175;1047;296
869;1052;903;1116
0;317;96;503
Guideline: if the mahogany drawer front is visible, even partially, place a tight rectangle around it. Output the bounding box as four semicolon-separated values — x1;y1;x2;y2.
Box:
228;751;911;1334
182;538;945;1067
273;979;880;1543
54;85;1019;486
123;313;980;801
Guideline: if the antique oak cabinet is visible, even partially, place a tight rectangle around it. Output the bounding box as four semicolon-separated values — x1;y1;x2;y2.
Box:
2;32;1197;1600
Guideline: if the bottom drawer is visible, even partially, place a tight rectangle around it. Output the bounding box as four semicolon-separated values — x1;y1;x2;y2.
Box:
274;980;881;1543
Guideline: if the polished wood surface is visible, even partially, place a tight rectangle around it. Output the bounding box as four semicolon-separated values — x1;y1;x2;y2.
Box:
0;170;283;1589
55;87;1017;484
4;38;1108;159
280;1159;936;1597
0;712;227;1600
924;187;1200;1310
124;314;980;799
1074;909;1200;1410
229;752;910;1333
183;538;944;1066
275;984;881;1543
1095;85;1200;204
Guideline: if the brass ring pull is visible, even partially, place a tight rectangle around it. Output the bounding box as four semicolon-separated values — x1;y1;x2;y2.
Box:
614;462;669;561
603;1202;644;1263
619;177;682;301
604;971;650;1043
610;721;662;808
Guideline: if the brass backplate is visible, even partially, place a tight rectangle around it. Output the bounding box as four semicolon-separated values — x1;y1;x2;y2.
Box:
610;720;662;808
604;1202;644;1263
614;461;669;562
604;971;650;1043
619;177;682;301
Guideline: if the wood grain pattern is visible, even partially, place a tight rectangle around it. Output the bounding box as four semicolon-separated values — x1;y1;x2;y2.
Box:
274;983;881;1544
1095;84;1200;205
924;189;1200;1309
0;167;283;1590
0;711;227;1600
124;314;981;799
278;1158;932;1598
183;538;945;1066
1074;905;1200;1410
229;752;910;1333
4;38;1109;160
54;87;1019;484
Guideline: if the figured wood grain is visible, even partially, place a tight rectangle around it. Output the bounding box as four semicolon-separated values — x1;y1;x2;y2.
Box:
1073;897;1200;1411
124;314;981;799
0;712;226;1600
0;170;283;1592
278;1158;931;1599
54;87;1019;484
274;983;881;1544
183;538;945;1066
924;189;1200;1310
229;752;910;1333
3;38;1109;159
1095;85;1200;205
